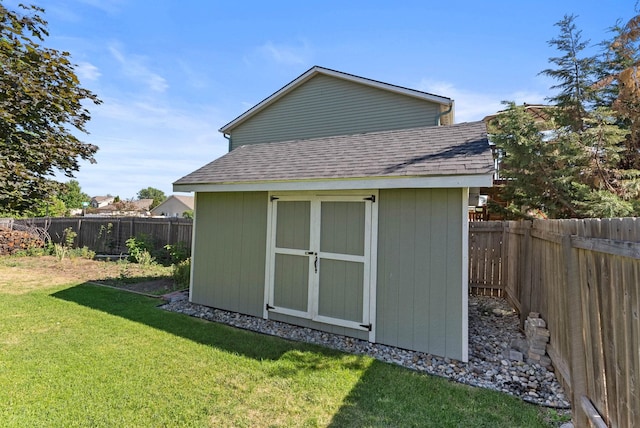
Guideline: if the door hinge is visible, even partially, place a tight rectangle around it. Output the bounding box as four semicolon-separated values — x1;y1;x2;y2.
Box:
266;303;275;310
359;323;372;331
270;196;279;202
364;195;375;202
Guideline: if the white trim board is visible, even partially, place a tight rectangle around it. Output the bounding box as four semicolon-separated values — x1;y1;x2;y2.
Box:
174;174;493;193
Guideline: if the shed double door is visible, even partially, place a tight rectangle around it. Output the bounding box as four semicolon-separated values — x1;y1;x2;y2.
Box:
266;194;374;332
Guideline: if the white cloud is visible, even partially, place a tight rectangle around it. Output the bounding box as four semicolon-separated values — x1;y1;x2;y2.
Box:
108;44;169;93
75;62;101;81
257;40;312;66
65;90;227;199
417;79;547;123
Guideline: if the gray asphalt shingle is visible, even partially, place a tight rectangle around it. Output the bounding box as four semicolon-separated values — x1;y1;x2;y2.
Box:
174;121;494;186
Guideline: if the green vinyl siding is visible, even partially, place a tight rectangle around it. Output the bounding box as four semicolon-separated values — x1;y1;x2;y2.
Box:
190;191;267;317
376;188;465;360
229;74;441;150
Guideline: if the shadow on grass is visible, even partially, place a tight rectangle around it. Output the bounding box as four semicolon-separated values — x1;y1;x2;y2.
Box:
327;360;549;428
52;283;346;363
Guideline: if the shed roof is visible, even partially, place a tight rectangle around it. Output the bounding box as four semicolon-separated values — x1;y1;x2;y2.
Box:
219;66;453;134
174;121;494;192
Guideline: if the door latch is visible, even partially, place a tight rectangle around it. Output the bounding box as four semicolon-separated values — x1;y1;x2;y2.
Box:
305;251;318;273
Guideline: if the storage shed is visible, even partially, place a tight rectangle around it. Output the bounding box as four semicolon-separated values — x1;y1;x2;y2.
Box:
174;66;494;361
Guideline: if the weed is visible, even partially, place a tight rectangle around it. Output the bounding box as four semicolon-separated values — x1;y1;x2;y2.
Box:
53;243;67;261
164;241;189;264
136;250;155;266
125;234;156;264
97;223;115;253
172;258;190;288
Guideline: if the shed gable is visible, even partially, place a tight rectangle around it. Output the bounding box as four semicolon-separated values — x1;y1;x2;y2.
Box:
229;74;445;150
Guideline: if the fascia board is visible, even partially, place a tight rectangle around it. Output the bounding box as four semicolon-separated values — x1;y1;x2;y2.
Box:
173;174;493;193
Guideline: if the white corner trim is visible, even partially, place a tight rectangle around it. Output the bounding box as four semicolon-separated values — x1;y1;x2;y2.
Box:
461;187;469;363
188;195;198;302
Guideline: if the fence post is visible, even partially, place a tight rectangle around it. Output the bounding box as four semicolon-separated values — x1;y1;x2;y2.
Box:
562;232;588;427
501;222;511;301
522;222;532;321
77;218;83;248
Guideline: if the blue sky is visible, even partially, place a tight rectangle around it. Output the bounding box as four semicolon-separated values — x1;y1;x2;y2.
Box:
5;0;636;199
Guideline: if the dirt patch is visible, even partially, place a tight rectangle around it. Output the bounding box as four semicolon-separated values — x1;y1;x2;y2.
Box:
104;277;178;295
0;256;176;295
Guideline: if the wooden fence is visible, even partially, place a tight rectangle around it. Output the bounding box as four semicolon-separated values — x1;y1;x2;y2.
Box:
14;217;194;255
469;219;640;428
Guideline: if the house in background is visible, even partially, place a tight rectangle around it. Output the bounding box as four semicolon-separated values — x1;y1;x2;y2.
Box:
86;199;154;217
174;66;494;362
90;196;115;209
150;195;194;217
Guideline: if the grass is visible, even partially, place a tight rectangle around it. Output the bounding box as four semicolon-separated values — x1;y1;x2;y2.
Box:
0;258;557;427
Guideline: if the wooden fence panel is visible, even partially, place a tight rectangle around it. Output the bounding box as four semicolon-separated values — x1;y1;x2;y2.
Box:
14;217;194;256
468;221;504;296
468;217;640;427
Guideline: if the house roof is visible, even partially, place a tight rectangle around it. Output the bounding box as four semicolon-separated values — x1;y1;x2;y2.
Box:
95;199;154;212
219;66;453;134
171;195;195;209
174;121;494;192
151;195;195;213
91;196;114;203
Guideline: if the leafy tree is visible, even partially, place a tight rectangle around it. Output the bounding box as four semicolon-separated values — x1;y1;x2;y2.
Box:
595;14;640;170
137;187;166;209
58;180;90;210
0;4;101;215
30;195;67;217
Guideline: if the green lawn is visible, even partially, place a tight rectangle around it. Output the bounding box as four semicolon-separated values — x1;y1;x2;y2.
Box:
0;277;555;427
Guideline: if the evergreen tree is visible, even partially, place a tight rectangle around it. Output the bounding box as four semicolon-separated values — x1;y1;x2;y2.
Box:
540;15;596;131
489;103;587;218
491;14;640;219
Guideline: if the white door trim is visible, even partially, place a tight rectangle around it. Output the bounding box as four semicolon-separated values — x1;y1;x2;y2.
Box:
264;191;378;341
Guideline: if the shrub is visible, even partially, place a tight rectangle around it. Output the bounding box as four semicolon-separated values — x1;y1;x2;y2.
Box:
125;234;156;265
164;241;190;264
172;258;190;289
